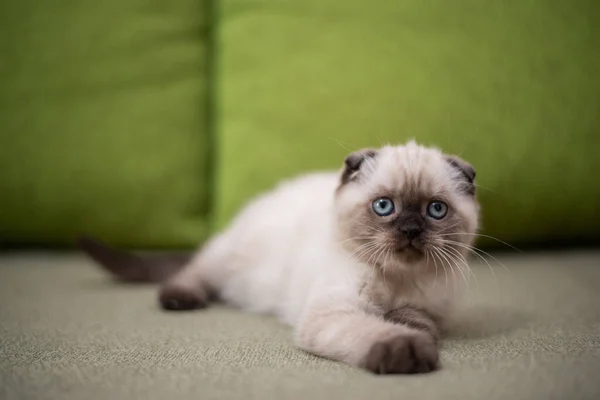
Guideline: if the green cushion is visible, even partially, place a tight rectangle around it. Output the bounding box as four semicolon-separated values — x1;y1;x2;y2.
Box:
216;0;600;247
0;1;212;248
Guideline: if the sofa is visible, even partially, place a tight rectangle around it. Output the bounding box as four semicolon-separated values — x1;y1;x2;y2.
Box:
1;1;599;399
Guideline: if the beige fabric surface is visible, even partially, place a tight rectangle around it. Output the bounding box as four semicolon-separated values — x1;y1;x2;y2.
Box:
1;251;599;400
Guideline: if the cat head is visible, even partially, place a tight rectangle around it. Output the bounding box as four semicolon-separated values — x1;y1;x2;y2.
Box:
334;141;479;270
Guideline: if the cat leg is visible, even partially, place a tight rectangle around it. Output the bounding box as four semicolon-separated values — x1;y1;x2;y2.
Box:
295;302;440;374
159;256;210;311
158;236;230;311
383;305;442;343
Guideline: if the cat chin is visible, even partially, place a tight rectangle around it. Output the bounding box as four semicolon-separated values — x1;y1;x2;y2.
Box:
381;247;425;268
397;252;425;266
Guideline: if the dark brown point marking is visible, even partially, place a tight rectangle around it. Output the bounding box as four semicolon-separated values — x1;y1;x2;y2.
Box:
339;148;378;186
78;236;191;283
384;305;440;342
445;155;476;196
363;332;439;374
159;282;207;311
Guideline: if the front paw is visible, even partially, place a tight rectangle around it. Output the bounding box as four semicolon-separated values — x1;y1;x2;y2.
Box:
363;332;439;374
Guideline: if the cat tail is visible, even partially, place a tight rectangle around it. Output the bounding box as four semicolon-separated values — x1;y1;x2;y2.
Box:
77;236;193;283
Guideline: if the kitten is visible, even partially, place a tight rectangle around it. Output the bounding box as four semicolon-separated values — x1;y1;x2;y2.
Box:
80;141;479;374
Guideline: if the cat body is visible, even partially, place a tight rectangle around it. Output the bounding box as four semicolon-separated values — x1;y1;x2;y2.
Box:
181;172;453;325
81;141;479;374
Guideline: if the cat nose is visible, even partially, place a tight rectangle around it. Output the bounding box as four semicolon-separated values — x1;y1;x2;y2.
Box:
401;227;423;241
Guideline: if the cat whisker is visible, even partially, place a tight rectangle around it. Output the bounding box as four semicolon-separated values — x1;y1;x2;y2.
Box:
351;242;381;262
439;239;510;278
326;137;357;153
355;225;385;234
473;183;497;194
443;248;477;306
373;244;388;267
448;240;511;275
432;221;462;235
446;243;501;293
438;246;471;291
430;249;449;292
427;249;438;289
347;240;377;254
436;233;522;253
354;217;386;230
382;243;393;271
379;243;393;290
370;243;392;281
365;243;385;267
347;239;380;259
424;249;437;289
383;243;394;264
434;247;459;296
339;218;386;235
443;245;480;290
338;235;379;245
376;243;392;266
439;240;493;271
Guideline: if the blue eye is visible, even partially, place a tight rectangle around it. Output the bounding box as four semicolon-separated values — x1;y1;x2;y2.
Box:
372;197;395;216
427;201;448;219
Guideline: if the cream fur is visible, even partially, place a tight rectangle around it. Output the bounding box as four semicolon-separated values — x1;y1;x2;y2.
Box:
164;141;479;371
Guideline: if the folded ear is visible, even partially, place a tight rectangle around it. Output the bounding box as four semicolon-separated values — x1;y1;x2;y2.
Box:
445;155;476;195
340;148;378;185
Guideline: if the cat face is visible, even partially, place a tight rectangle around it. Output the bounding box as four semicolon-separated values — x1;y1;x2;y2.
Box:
335;141;479;270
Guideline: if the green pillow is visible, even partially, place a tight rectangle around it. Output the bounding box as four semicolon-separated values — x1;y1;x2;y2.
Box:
0;1;212;248
216;0;600;248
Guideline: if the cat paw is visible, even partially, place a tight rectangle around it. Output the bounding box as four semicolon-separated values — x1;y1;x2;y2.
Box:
363;332;439;374
159;283;207;311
